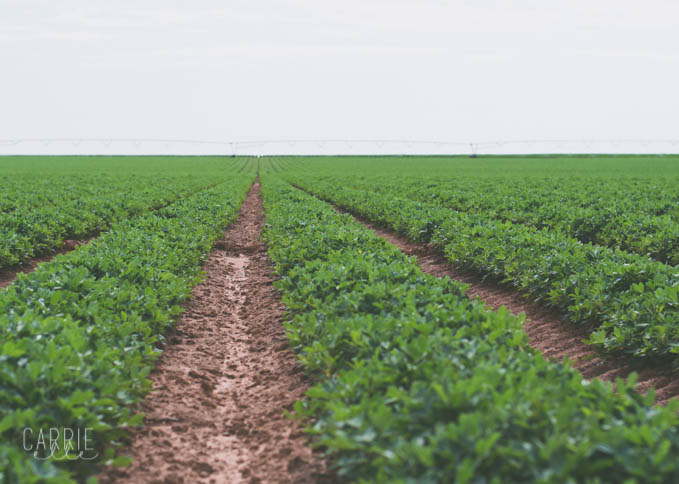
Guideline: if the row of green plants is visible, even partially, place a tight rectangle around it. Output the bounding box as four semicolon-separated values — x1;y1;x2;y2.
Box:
281;157;679;222
0;176;107;213
314;175;679;265
278;154;679;180
0;174;230;271
261;175;679;483
286;176;679;363
0;173;253;482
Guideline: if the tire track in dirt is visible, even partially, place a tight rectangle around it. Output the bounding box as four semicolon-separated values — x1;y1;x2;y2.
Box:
0;239;89;291
99;182;330;483
328;203;679;405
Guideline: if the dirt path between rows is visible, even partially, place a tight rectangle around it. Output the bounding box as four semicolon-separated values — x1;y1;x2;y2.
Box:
0;239;88;291
331;205;679;405
100;182;329;484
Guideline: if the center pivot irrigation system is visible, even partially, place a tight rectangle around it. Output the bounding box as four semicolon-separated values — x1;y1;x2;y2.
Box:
1;138;679;156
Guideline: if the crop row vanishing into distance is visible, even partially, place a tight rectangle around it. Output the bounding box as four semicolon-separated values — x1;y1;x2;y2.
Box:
2;154;679;483
282;156;679;266
0;157;242;271
261;174;679;483
283;156;679;364
1;156;253;482
340;177;679;265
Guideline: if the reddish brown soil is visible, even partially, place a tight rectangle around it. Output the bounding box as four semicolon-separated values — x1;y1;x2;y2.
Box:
99;183;329;484
341;210;679;405
0;239;88;291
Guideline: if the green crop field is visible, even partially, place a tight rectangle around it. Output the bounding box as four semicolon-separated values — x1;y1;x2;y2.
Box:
2;155;679;483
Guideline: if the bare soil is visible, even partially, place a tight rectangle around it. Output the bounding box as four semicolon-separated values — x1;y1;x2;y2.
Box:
99;183;329;483
0;239;88;291
341;210;679;405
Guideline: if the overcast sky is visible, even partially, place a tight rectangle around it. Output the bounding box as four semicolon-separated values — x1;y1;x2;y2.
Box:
1;0;678;154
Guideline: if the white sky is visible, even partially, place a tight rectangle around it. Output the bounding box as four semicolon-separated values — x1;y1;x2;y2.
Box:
1;0;678;154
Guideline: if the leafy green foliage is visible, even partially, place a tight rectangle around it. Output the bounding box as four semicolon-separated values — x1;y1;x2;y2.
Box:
289;177;679;363
0;171;253;482
0;156;243;270
331;176;679;265
261;175;679;483
279;155;679;264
